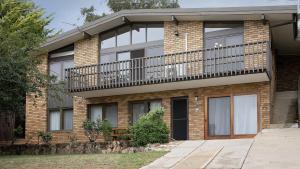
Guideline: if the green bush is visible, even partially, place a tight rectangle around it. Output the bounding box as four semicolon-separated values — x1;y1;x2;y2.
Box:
130;107;169;147
38;131;52;144
82;118;112;142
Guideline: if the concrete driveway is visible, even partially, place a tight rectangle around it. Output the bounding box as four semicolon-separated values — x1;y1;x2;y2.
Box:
142;128;300;169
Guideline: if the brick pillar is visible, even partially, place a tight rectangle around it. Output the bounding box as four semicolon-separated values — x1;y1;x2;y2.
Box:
73;35;99;141
244;20;270;70
25;54;48;143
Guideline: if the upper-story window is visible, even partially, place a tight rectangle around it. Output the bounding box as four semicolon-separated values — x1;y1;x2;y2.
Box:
100;23;164;50
48;44;74;131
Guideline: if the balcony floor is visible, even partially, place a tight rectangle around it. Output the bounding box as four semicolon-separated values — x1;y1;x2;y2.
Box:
71;71;269;98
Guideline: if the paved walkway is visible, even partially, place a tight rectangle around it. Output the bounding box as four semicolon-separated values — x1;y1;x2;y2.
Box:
142;128;300;169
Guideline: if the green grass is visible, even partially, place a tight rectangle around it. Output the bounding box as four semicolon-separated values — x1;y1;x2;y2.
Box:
0;151;167;169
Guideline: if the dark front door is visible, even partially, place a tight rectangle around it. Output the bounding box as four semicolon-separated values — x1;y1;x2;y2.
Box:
172;97;188;140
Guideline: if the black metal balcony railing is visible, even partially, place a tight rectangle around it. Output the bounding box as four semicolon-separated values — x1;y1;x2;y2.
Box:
65;41;271;93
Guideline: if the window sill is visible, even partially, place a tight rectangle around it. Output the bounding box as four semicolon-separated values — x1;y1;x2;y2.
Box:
48;130;73;133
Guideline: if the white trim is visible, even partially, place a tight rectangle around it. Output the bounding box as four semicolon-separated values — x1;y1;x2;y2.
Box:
50;51;74;58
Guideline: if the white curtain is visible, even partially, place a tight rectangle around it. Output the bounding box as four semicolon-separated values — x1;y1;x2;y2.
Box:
90;105;102;122
234;94;257;134
132;103;145;123
105;105;118;127
208;97;230;136
50;111;60;131
63;110;73;130
150;100;161;111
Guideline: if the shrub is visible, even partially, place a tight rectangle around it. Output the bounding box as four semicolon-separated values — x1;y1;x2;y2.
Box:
82;119;112;142
11;126;23;145
38;131;52;144
101;120;113;141
130;107;169;147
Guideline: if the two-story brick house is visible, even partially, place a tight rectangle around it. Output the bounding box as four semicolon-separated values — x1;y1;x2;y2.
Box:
25;5;300;143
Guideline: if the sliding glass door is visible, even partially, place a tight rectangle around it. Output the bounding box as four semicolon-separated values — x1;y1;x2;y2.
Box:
207;94;258;138
234;95;257;135
208;97;231;136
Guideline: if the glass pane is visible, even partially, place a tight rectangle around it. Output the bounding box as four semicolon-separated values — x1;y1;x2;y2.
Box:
132;24;146;44
62;60;74;80
208;97;230;136
101;31;115;49
117;52;131;82
117;52;130;61
63;109;73;130
49;110;61;131
132;103;145;123
147;24;164;42
105;104;118;128
150;100;161;111
90;105;102;122
100;53;116;64
234;95;257;135
146;46;164;57
205;22;243;33
117;26;130;46
49;62;61;82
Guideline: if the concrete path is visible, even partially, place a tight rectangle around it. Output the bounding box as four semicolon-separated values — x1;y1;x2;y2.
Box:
142;128;300;169
243;128;300;169
141;141;204;169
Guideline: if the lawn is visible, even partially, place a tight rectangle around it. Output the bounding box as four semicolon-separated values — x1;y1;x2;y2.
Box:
0;151;166;169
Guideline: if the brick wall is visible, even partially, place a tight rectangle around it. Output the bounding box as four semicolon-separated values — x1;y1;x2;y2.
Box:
72;35;100;142
164;21;204;76
25;20;272;143
277;55;300;91
85;82;270;140
25;54;48;143
244;21;270;70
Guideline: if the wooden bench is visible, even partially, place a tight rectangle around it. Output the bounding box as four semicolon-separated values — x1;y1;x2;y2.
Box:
111;128;130;140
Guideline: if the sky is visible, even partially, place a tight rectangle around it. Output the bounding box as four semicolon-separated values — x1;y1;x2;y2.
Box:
33;0;298;33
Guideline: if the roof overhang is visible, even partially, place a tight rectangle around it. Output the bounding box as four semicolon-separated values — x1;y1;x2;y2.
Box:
40;5;297;53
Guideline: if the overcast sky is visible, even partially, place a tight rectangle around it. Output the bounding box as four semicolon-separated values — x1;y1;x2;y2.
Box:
33;0;298;33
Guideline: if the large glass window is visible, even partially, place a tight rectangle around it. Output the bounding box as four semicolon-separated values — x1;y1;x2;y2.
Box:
117;26;131;46
204;22;244;74
132;24;146;44
131;100;162;123
49;109;73;131
147;24;164;42
89;104;118;128
49;58;74;82
101;31;116;49
100;23;164;50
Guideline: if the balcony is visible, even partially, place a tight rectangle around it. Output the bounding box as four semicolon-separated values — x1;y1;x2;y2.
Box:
65;41;272;97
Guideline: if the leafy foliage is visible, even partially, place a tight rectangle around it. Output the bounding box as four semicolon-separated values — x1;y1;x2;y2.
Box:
130;107;169;146
11;125;23;144
80;6;106;23
82;119;112;142
107;0;179;12
81;0;179;23
38;131;53;144
0;0;52;123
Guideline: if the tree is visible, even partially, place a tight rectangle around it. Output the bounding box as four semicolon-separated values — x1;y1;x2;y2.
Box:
80;6;106;23
0;0;52;140
81;0;179;23
107;0;179;12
